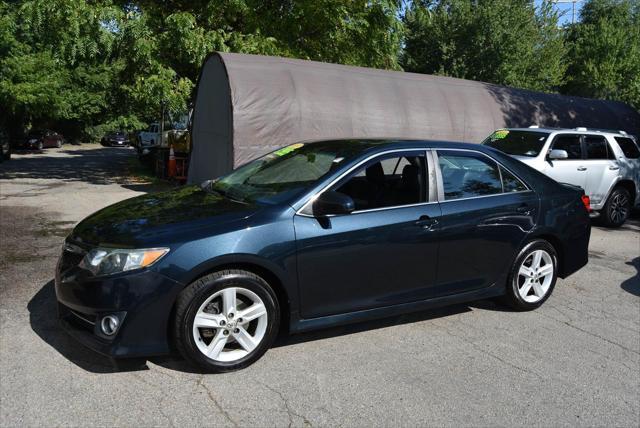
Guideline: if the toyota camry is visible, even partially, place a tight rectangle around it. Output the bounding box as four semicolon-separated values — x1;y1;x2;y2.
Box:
55;139;590;372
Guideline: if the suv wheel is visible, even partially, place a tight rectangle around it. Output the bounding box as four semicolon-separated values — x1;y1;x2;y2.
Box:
174;269;280;372
602;187;631;227
503;239;558;311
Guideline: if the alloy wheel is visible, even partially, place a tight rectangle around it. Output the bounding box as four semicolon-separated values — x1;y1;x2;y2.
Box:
610;193;629;224
516;249;554;303
192;287;268;362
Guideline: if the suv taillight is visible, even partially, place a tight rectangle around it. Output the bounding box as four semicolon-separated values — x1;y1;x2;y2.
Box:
581;195;591;212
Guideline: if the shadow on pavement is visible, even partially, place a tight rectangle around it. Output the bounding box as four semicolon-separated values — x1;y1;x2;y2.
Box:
621;257;640;297
0;146;136;186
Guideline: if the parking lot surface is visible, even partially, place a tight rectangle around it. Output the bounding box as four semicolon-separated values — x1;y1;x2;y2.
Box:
1;145;639;427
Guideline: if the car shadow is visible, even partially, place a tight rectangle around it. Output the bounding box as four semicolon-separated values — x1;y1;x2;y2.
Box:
29;279;502;374
620;257;640;297
1;146;142;187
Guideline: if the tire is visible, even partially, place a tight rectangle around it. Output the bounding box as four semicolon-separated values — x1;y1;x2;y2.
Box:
3;150;10;161
601;187;631;227
503;239;558;311
173;269;280;372
56;140;62;148
37;141;43;150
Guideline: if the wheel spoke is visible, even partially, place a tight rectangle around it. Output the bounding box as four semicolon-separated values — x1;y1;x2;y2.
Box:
194;312;225;329
233;327;257;352
222;288;237;315
206;331;228;359
520;281;533;296
531;251;542;269
532;282;544;297
519;265;534;278
238;302;266;323
538;264;553;278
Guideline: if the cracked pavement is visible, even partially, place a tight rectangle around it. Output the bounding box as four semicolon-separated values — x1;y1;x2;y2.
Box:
1;145;639;426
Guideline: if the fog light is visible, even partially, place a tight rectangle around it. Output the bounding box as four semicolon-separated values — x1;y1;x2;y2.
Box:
101;315;120;336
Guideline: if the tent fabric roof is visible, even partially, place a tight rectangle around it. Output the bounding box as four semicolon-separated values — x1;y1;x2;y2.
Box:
188;52;640;184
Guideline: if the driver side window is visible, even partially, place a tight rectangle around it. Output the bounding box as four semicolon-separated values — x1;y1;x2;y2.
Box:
333;153;427;211
551;135;582;159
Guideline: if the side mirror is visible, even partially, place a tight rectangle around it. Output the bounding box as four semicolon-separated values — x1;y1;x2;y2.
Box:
548;149;569;160
312;191;355;217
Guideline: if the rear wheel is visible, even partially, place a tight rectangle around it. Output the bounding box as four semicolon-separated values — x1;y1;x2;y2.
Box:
602;187;631;227
503;240;558;311
174;270;279;372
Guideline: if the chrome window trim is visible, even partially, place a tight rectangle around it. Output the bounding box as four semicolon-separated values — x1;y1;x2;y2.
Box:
432;148;532;203
296;148;433;217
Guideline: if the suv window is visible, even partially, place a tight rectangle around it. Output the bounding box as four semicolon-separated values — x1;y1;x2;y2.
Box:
437;151;503;200
585;135;614;160
551;135;582;159
334;153;426;211
615;137;640;159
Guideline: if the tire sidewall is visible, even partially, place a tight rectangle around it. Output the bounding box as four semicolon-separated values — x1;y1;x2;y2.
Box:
507;240;558;310
179;272;279;372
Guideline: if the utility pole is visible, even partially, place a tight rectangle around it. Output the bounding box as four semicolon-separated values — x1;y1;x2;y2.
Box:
552;0;583;25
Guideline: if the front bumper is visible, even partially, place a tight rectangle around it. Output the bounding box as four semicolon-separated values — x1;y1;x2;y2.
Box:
55;262;184;358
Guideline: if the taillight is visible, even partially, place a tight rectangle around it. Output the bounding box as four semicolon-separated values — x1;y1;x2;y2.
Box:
581;195;591;212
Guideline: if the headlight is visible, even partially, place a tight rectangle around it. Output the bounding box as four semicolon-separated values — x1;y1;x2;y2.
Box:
80;247;169;276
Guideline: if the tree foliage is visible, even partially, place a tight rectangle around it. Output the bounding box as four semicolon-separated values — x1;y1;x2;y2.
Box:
564;0;640;109
401;0;567;92
0;0;637;144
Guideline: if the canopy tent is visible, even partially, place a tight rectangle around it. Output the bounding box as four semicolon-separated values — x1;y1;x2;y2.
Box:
188;52;640;184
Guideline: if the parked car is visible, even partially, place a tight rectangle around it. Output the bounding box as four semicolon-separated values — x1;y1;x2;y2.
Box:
0;129;10;161
101;131;130;147
55;139;590;372
483;127;640;226
24;130;64;150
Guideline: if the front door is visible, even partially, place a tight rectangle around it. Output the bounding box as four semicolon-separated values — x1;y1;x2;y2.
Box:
294;151;441;319
543;134;587;191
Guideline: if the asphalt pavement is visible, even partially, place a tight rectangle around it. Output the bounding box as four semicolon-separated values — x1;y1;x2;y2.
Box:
1;145;638;427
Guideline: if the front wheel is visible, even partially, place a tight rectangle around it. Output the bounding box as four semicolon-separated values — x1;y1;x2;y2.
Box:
503;240;558;311
174;270;280;372
602;187;631;227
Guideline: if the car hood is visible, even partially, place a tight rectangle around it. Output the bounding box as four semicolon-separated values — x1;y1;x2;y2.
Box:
71;186;260;247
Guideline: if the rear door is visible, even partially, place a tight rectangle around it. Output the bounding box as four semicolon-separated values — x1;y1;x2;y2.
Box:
542;134;587;190
434;149;538;294
582;134;618;206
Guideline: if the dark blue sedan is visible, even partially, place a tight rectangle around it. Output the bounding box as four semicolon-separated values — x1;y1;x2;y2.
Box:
55;139;591;372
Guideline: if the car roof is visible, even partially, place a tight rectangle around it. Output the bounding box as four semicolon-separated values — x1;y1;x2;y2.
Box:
503;127;631;138
301;138;492;153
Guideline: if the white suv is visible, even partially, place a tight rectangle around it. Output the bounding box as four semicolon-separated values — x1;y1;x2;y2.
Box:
482;127;640;226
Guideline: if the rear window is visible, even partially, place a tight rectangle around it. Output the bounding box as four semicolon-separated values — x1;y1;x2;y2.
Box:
615;137;640;159
482;130;548;157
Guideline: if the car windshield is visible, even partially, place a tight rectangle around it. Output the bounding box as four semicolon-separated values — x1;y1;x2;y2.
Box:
205;140;377;205
482;130;548;157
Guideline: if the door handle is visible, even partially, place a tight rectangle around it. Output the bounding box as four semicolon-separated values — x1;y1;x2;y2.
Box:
516;204;532;215
609;165;620;170
577;166;587;171
415;215;439;230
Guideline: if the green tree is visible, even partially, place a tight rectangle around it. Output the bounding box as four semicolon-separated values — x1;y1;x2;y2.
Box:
401;0;567;92
564;0;640;109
